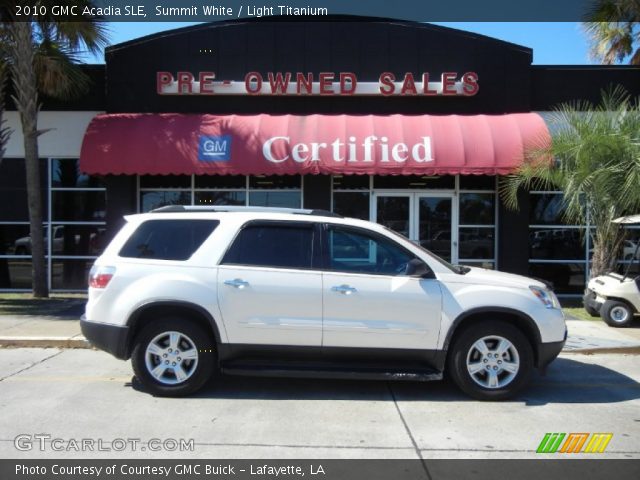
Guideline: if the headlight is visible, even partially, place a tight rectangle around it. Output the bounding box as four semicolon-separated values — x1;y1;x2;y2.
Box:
530;286;561;309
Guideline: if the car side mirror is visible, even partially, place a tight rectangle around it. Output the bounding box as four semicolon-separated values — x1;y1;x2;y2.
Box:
405;258;434;278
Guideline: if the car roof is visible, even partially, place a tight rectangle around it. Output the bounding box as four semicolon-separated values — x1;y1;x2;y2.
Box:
124;206;381;230
150;205;341;217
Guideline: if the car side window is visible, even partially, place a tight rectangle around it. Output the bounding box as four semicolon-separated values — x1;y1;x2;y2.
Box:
119;219;219;261
327;225;415;275
222;223;313;269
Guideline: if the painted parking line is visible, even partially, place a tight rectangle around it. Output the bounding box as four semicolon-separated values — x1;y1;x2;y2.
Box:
531;382;640;388
4;376;132;382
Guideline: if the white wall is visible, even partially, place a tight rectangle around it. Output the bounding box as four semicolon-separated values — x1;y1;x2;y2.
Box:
3;111;102;158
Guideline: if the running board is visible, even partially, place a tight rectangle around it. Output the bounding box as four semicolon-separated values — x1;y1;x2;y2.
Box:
220;361;443;382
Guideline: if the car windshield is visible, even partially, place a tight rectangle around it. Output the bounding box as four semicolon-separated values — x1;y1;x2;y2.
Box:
381;226;470;274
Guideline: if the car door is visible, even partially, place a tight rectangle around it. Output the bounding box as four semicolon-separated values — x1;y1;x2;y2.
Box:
216;220;323;346
321;224;442;350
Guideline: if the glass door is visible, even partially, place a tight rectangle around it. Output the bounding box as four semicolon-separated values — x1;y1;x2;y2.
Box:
374;194;411;239
416;195;455;263
373;192;457;263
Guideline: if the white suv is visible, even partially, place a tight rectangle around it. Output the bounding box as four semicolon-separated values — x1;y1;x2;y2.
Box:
81;206;566;400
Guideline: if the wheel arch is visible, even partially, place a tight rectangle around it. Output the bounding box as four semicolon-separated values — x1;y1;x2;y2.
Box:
439;307;542;370
125;301;222;359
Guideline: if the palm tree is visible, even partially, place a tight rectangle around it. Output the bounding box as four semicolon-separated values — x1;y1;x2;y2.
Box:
2;4;107;297
500;86;640;278
584;1;640;64
0;61;11;288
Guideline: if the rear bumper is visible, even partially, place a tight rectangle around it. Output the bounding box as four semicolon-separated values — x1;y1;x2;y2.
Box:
80;316;129;360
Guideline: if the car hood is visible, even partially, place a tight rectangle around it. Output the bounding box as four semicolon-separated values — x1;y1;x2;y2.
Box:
588;272;635;290
443;266;547;290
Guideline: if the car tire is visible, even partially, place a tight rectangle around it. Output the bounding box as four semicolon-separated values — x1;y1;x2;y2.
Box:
601;300;635;328
447;321;534;401
131;318;215;396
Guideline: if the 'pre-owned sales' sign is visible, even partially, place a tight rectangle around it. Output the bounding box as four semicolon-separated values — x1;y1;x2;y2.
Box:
156;71;479;96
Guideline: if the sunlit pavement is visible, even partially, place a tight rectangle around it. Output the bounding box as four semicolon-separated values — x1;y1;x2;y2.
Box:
0;348;639;459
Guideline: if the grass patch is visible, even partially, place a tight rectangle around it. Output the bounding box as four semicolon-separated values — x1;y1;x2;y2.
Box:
559;297;600;321
563;307;599;321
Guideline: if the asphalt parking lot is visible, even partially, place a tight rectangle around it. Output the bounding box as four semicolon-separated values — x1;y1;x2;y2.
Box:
0;348;639;459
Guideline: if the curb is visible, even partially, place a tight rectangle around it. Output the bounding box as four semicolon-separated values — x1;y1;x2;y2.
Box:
0;336;91;349
562;346;640;355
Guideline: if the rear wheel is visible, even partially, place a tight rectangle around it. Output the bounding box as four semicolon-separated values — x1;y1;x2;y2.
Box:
601;300;634;328
448;321;534;401
131;318;215;396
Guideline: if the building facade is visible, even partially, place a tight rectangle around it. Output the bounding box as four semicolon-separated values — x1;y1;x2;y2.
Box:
1;17;639;293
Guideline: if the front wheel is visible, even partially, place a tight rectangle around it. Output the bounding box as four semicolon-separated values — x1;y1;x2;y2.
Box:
447;321;534;401
131;318;215;396
601;300;634;328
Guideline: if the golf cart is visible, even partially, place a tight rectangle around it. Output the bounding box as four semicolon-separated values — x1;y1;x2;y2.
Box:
583;215;640;327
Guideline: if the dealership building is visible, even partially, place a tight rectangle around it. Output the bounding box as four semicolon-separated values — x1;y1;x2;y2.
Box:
1;17;639;293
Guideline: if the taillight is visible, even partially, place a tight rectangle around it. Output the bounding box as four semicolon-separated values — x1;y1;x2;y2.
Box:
89;265;116;289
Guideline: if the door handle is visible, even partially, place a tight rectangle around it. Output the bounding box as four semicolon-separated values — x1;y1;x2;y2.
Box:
331;284;357;295
224;278;249;289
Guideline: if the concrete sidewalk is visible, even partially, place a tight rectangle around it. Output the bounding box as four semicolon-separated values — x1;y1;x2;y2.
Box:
0;298;87;349
0;304;639;353
564;319;640;353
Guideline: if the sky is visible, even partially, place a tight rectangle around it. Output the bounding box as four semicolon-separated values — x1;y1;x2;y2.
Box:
85;22;595;65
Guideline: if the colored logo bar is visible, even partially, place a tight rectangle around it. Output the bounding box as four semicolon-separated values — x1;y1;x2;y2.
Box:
537;433;613;454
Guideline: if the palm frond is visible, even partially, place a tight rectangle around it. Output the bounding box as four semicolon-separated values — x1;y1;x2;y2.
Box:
584;22;634;64
34;39;89;98
37;1;110;55
502;85;640;275
582;0;640;64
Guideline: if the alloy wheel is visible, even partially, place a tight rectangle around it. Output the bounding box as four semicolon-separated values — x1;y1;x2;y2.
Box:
144;331;199;385
465;335;520;389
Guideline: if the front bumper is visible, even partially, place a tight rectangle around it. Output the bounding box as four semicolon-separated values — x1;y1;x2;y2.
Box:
538;340;565;369
537;325;567;370
80;316;129;360
583;289;603;313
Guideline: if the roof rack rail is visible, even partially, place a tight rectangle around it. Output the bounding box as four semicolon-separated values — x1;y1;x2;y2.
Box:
150;205;343;218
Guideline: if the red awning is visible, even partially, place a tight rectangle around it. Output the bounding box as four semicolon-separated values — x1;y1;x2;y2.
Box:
79;113;549;176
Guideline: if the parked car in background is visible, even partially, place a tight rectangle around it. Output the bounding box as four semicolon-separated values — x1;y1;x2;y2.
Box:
13;226;105;255
14;226;70;255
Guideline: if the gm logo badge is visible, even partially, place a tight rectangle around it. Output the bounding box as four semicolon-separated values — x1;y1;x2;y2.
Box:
199;135;231;161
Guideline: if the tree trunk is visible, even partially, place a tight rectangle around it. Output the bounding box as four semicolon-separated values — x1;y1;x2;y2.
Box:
0;63;11;286
9;22;48;297
590;224;625;278
0;62;10;164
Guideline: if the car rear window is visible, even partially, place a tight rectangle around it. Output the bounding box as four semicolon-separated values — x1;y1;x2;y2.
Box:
119;220;219;261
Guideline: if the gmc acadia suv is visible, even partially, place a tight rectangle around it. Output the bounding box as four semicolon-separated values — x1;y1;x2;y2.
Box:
81;206;567;400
